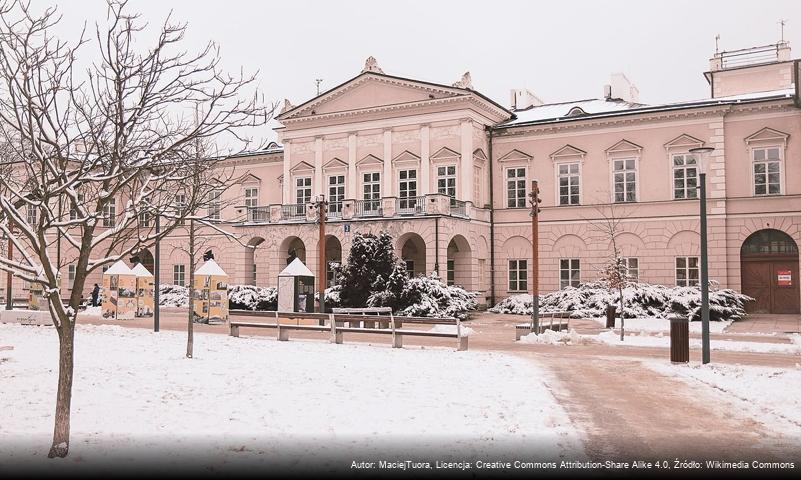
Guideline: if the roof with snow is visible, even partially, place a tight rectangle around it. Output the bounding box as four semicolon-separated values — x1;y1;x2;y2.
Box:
500;88;796;128
131;263;153;277
104;260;134;276
195;259;228;277
279;258;314;277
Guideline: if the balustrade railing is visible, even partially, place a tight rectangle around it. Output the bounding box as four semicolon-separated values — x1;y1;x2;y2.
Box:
451;199;467;217
354;199;382;217
281;203;307;221
396;196;425;215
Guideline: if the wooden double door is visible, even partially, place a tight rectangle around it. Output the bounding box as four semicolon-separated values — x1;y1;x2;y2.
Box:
741;256;800;314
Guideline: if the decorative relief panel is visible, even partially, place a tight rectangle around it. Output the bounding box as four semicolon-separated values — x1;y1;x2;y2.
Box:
324;137;348;151
431;125;459;139
357;134;382;147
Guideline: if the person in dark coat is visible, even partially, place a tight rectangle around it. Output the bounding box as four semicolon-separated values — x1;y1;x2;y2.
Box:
91;283;100;307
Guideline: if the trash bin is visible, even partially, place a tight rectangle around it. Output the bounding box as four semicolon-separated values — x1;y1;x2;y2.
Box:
605;305;617;328
669;314;690;363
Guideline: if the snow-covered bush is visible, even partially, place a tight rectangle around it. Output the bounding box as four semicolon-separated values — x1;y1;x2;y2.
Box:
315;285;342;309
369;272;478;320
159;284;189;307
228;285;278;311
490;283;753;321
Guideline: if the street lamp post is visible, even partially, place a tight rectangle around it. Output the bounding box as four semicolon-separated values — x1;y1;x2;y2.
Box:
4;223;13;310
154;212;160;332
689;146;715;365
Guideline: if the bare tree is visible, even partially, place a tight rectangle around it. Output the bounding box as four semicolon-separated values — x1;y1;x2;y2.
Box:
0;0;271;457
586;201;636;341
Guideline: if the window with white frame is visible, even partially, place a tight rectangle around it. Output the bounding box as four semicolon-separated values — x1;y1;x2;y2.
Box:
26;205;37;227
506;167;526;208
675;256;699;287
102;200;116;227
207;189;222;221
244;187;259;220
613;159;636;202
672;153;698;199
623;257;639;282
398;170;417;212
295;177;312;205
437;165;456;199
68;265;76;289
446;259;455;286
69;193;85;221
405;260;415;278
174;194;186;226
473;166;482;206
173;264;186;286
559;258;580;289
753;147;781;195
558;163;580;205
328;175;345;215
508;259;527;292
139;210;150;227
362;172;381;212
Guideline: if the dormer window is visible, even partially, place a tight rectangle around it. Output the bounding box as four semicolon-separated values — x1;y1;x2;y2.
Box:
566;107;586;117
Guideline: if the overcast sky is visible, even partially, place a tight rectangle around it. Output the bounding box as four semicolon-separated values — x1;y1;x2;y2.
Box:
30;0;801;144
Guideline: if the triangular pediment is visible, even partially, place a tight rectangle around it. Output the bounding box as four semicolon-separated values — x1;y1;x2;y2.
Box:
431;147;460;160
550;144;586;159
279;73;468;120
392;150;421;164
323;157;347;170
497;149;532;162
606;139;642;155
745;127;789;145
473;148;488;162
357;154;383;167
664;134;703;149
290;161;315;173
241;173;261;184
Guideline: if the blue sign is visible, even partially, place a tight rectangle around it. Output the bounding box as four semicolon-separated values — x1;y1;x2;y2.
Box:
344;224;351;233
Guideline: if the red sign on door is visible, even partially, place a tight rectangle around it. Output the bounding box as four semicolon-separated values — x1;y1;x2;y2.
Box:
777;270;792;287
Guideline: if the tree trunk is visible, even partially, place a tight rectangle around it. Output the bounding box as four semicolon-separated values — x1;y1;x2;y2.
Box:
48;319;75;458
187;219;194;358
618;285;625;342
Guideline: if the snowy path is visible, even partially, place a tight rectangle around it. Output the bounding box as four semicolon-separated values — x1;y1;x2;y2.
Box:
528;353;799;462
0;323;585;473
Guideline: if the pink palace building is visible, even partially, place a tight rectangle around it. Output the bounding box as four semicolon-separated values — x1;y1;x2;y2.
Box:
11;40;800;314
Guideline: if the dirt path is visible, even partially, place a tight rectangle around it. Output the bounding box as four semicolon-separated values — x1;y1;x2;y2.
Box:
527;353;796;462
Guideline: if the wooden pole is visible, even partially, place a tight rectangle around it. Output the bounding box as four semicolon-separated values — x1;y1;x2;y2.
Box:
318;196;326;313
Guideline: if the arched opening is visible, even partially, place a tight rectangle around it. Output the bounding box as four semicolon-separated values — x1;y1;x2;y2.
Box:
245;237;265;285
280;236;307;266
398;233;426;278
130;249;154;275
740;229;799;314
325;235;342;287
446;235;472;289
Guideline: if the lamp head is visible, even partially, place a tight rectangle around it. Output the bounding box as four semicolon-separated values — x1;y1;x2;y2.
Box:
689;146;715;174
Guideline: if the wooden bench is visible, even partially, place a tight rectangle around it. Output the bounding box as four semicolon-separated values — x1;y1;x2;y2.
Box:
515;311;572;340
229;310;468;351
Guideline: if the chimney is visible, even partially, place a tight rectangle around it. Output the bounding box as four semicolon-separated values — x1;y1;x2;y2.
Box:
510;89;544;111
608;73;639;103
603;84;612;100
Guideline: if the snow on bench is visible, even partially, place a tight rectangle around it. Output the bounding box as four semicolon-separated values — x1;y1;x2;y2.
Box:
515;311;571;340
229;309;468;351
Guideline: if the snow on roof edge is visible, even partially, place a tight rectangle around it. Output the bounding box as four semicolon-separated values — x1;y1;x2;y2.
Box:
279;258;315;277
195;259;228;277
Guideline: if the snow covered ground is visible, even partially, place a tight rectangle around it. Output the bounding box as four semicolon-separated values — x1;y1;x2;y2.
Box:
644;361;801;437
0;323;584;473
589;316;732;333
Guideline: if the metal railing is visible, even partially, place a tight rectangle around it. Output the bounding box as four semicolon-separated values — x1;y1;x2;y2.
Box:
450;199;467;217
396;196;425;215
246;206;270;223
720;43;784;69
354;199;382;217
327;202;343;219
281;203;307;221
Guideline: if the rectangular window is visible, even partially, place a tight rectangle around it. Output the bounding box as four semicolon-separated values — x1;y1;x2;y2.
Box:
251;263;257;285
328;175;345;216
362;172;381;212
506;167;527;208
558;163;580;205
173;265;186;287
398;169;418;213
174;194;186;226
473;166;482;206
68;265;76;289
139;210;150;227
437;165;457;199
405;260;415;278
508;259;528;292
26;206;37;227
295;177;312;205
69;193;85;221
623;257;639;282
753;147;781;195
244;187;259;221
207;189;222;221
447;259;455;286
560;258;581;289
672;154;698;199
102;201;116;227
675;257;699;287
613;159;636;202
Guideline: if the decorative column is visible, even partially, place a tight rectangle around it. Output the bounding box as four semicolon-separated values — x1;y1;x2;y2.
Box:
460;119;474;204
420;125;430;195
282;140;291;204
383;129;392;196
314;137;323;196
347;133;357;198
